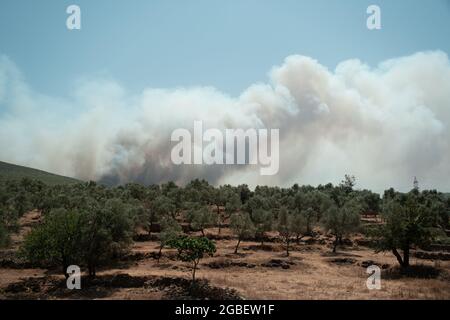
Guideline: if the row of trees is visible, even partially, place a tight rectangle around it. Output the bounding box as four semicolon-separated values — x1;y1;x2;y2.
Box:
1;175;449;277
230;178;364;256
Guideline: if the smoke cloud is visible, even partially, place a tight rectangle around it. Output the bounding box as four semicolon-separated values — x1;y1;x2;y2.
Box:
1;51;450;193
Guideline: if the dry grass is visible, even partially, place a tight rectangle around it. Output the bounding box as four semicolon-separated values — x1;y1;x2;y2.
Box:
94;236;449;300
1;218;449;300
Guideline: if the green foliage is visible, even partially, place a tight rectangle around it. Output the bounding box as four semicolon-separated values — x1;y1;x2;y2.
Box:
153;195;177;219
190;206;216;236
79;199;133;276
340;174;356;194
372;190;445;268
291;211;307;243
322;198;362;253
126;200;147;236
277;207;296;256
168;236;216;282
0;178;39;247
214;186;241;234
357;190;381;214
230;212;255;253
245;195;270;215
293;191;332;234
225;193;241;217
251;208;273;245
21;199;133;277
157;216;182;260
21;208;82;276
238;184;252;204
0;221;11;248
4;169;449;278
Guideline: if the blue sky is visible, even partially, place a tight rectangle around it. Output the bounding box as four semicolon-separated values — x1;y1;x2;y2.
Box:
1;1;450;191
1;0;449;97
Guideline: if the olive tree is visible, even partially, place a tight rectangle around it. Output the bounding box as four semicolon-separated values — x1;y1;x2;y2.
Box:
291;210;308;244
157;216;182;262
190;206;216;236
79;199;133;277
153;195;177;220
22;199;133;278
168;236;216;284
294;191;332;234
277;207;295;256
373;191;443;268
230;212;255;254
251;208;273;246
222;193;241;226
21;208;82;278
322;199;361;253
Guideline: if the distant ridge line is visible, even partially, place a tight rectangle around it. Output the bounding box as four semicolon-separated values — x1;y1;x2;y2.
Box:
0;160;82;185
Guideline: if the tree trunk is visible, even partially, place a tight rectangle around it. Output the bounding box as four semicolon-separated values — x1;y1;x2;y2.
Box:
217;205;221;235
201;229;205;237
234;238;241;254
286;239;290;257
63;264;69;279
192;260;199;283
332;236;338;253
403;247;410;268
157;244;163;263
392;248;405;267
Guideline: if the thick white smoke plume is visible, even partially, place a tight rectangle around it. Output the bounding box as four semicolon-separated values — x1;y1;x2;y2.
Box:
1;51;450;192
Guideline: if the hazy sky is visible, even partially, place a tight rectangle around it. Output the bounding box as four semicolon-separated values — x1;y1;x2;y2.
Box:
1;1;450;192
1;0;449;96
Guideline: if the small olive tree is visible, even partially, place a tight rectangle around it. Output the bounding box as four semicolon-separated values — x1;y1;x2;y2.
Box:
168;236;216;283
277;207;295;256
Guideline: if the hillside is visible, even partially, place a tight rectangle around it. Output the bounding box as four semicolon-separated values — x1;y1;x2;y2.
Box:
0;161;81;185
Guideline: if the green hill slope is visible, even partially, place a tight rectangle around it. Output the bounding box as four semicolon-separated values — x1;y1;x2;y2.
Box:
0;161;81;185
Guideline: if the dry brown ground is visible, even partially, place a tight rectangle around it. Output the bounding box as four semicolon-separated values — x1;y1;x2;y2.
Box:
101;235;450;300
0;212;449;300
